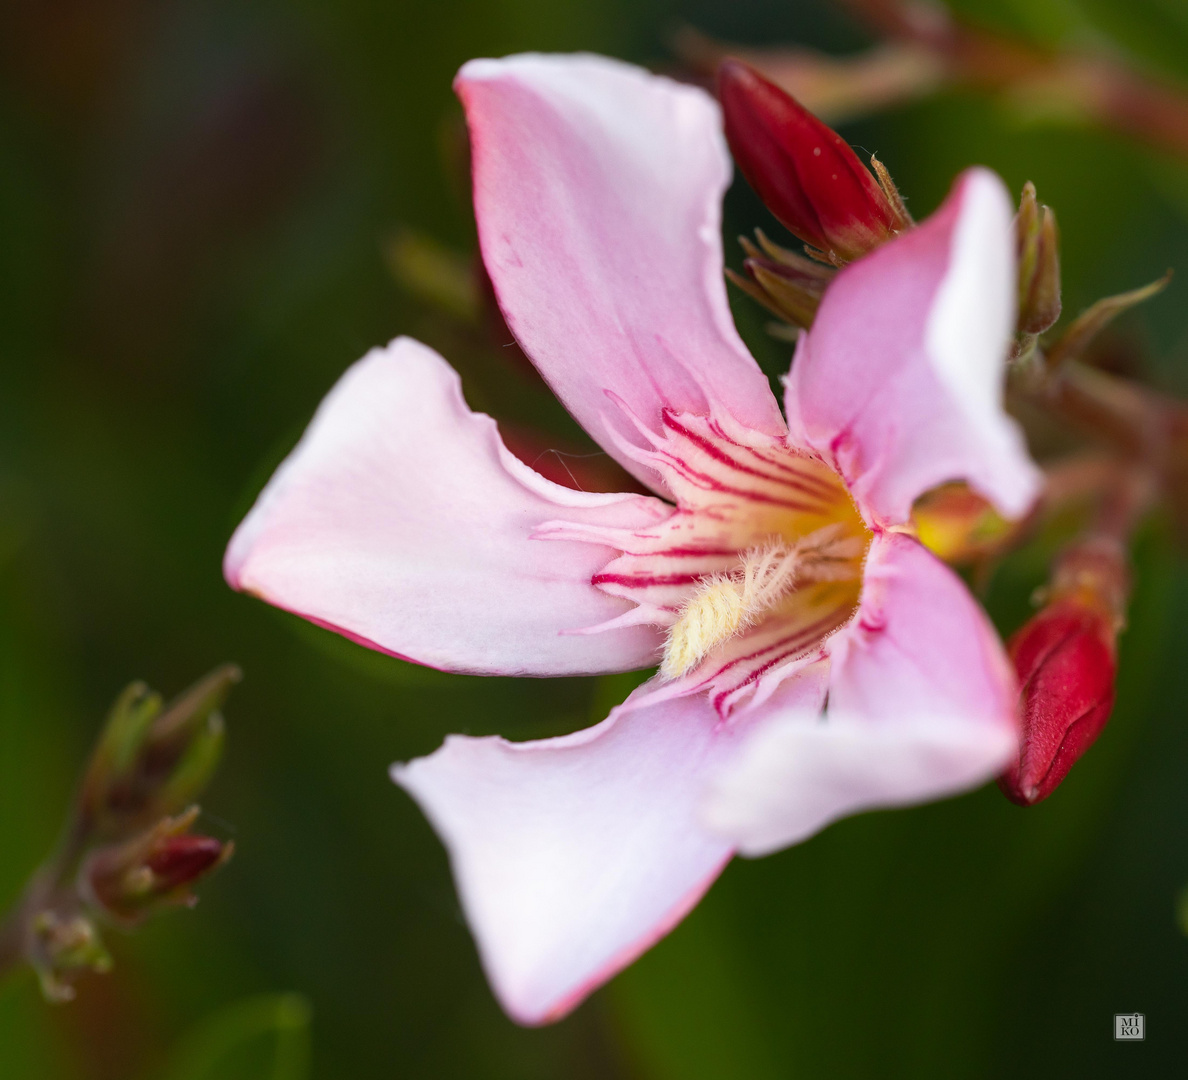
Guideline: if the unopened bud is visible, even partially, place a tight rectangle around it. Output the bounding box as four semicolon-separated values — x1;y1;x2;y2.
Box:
1016;182;1061;336
144;834;226;888
83;807;233;925
718;60;906;263
999;539;1127;806
80;665;240;836
727;229;834;327
385;228;480;323
911;482;1017;565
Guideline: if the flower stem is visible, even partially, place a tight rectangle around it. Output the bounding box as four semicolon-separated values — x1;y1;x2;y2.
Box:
838;0;1188;159
1014;354;1188;493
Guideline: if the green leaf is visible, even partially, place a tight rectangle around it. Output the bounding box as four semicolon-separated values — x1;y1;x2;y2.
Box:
159;994;312;1080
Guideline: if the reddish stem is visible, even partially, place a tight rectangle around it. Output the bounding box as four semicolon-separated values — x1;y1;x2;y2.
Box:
837;0;1188;158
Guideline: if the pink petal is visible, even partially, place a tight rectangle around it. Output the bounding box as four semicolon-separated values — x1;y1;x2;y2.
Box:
785;167;1041;527
459;53;785;495
225;337;670;676
392;686;739;1024
704;532;1018;855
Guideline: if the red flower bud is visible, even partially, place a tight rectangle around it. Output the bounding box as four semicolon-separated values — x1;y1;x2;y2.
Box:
999;600;1118;806
144;835;226;892
717;60;904;262
83;807;233;924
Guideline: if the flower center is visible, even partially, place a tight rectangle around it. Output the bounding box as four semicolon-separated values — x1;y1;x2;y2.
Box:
661;523;867;679
539;409;872;714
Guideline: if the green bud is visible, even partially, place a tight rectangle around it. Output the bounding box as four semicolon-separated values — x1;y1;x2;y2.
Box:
153;711;225;818
727;229;835;329
1016;182;1062;336
136;664;239;817
78;682;163;823
78;665;241;837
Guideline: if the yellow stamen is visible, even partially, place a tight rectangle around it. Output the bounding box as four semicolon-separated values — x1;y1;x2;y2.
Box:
660;577;747;680
660;525;866;680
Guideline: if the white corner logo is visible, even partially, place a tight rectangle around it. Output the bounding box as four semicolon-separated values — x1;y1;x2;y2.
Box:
1114;1013;1145;1041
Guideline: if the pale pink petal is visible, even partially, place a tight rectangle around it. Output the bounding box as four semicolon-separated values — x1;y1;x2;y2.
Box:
704;532;1018;855
392;686;739;1024
225;336;671;676
785;167;1041;527
459;53;785;494
828;533;1018;727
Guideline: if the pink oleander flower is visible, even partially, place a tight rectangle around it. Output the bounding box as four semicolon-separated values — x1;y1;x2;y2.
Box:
225;54;1041;1024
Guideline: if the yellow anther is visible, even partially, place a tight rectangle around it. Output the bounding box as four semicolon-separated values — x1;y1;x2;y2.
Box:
660;577;746;680
660;525;867;680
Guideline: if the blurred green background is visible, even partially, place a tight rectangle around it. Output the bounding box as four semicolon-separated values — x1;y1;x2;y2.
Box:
2;0;1188;1076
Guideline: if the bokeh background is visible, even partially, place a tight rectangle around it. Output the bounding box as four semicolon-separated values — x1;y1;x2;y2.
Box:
3;0;1188;1076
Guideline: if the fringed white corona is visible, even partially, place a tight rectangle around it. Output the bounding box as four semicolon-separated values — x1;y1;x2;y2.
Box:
661;525;868;679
